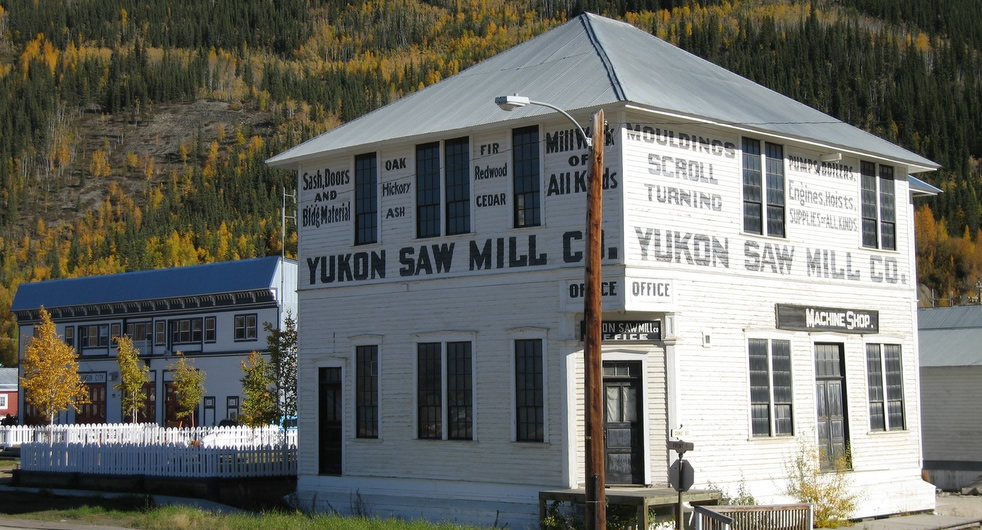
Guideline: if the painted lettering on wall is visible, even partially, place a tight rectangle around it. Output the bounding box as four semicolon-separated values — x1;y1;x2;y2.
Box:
633;226;908;284
624;124;736;159
545;124;617;154
301;167;350;191
788;155;856;182
301;166;352;228
645;185;723;211
547;167;618;196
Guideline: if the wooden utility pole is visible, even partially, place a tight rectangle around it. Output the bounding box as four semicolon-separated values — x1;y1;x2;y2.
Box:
584;109;606;530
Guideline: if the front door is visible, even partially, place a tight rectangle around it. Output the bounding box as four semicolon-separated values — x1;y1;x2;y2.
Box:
604;361;644;485
815;343;849;470
318;367;343;475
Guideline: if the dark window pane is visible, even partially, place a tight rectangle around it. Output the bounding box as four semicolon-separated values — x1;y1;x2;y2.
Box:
764;142;785;237
742;138;762;234
861;161;878;248
879;165;896;250
445;137;471;235
748;339;771;436
513;126;540;227
446;342;472;440
516;339;544;442
416;142;441;238
884;344;905;430
356;345;379;439
355;153;378;245
417;343;442;439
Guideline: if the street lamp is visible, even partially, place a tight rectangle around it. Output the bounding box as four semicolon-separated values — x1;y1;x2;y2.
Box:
495;94;606;530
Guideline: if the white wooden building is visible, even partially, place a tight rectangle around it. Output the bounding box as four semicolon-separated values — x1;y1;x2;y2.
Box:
268;13;938;527
918;306;982;492
10;257;297;426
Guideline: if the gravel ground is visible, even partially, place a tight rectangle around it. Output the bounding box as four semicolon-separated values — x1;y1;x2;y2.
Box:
935;492;982;518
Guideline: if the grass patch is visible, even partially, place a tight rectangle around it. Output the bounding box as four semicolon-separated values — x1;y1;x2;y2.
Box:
0;490;482;529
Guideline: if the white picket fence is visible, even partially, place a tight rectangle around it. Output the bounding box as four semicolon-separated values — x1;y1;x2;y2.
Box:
1;423;297;448
5;424;298;479
20;442;297;478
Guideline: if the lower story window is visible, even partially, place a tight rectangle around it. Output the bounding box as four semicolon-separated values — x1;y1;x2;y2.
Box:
417;341;472;440
515;339;544;442
749;338;793;437
867;343;905;431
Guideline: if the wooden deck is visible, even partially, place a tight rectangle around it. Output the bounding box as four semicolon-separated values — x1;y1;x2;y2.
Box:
539;486;722;528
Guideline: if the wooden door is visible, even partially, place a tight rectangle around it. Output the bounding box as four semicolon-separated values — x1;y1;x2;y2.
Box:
604;361;644;485
318;367;343;475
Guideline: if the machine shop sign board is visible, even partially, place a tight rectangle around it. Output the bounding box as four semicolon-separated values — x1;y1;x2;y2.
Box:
580;320;662;342
775;304;878;334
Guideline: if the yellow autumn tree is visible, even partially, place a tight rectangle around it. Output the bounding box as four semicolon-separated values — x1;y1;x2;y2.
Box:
20;308;88;425
115;335;150;423
170;352;205;427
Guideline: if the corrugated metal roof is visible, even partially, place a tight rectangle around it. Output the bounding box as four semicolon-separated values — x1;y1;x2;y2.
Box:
268;13;939;172
10;256;288;313
0;368;16;390
909;175;943;196
918;306;982;329
918;307;982;367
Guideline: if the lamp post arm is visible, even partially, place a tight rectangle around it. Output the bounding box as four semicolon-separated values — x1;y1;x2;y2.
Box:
527;100;593;148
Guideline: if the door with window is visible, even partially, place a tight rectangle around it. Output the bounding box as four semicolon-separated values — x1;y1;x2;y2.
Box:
604;361;644;485
318;367;343;475
76;383;107;424
815;343;849;470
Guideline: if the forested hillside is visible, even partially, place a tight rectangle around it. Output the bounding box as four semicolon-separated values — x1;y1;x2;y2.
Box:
0;0;979;365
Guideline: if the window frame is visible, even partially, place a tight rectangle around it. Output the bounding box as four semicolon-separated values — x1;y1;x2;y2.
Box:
354;152;378;245
226;396;240;420
861;162;897;250
0;394;7;409
416;141;442;238
64;325;75;347
515;338;545;443
204;317;217;343
742;137;786;237
866;343;905;431
233;314;257;342
416;340;474;441
512;126;541;228
355;345;379;439
170;318;203;345
748;337;794;437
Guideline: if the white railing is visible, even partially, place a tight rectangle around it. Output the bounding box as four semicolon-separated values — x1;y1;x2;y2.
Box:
1;423;297;448
20;442;297;478
6;424;298;479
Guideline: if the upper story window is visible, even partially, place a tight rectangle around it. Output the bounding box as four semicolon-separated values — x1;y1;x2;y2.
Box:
64;326;75;347
125;322;153;349
861;162;896;250
354;152;378;245
171;318;203;345
743;138;785;237
416;142;441;238
204;317;216;343
80;324;109;348
416;137;471;239
512;126;541;228
444;137;471;235
234;314;257;341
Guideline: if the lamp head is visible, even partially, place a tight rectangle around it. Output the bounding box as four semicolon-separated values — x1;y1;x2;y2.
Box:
495;94;530;111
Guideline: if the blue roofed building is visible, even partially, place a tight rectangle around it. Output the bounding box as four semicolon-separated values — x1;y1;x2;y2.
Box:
10;256;297;426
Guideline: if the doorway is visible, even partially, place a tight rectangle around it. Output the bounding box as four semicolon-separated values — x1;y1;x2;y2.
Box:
604;361;644;485
815;343;849;470
318;367;343;475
